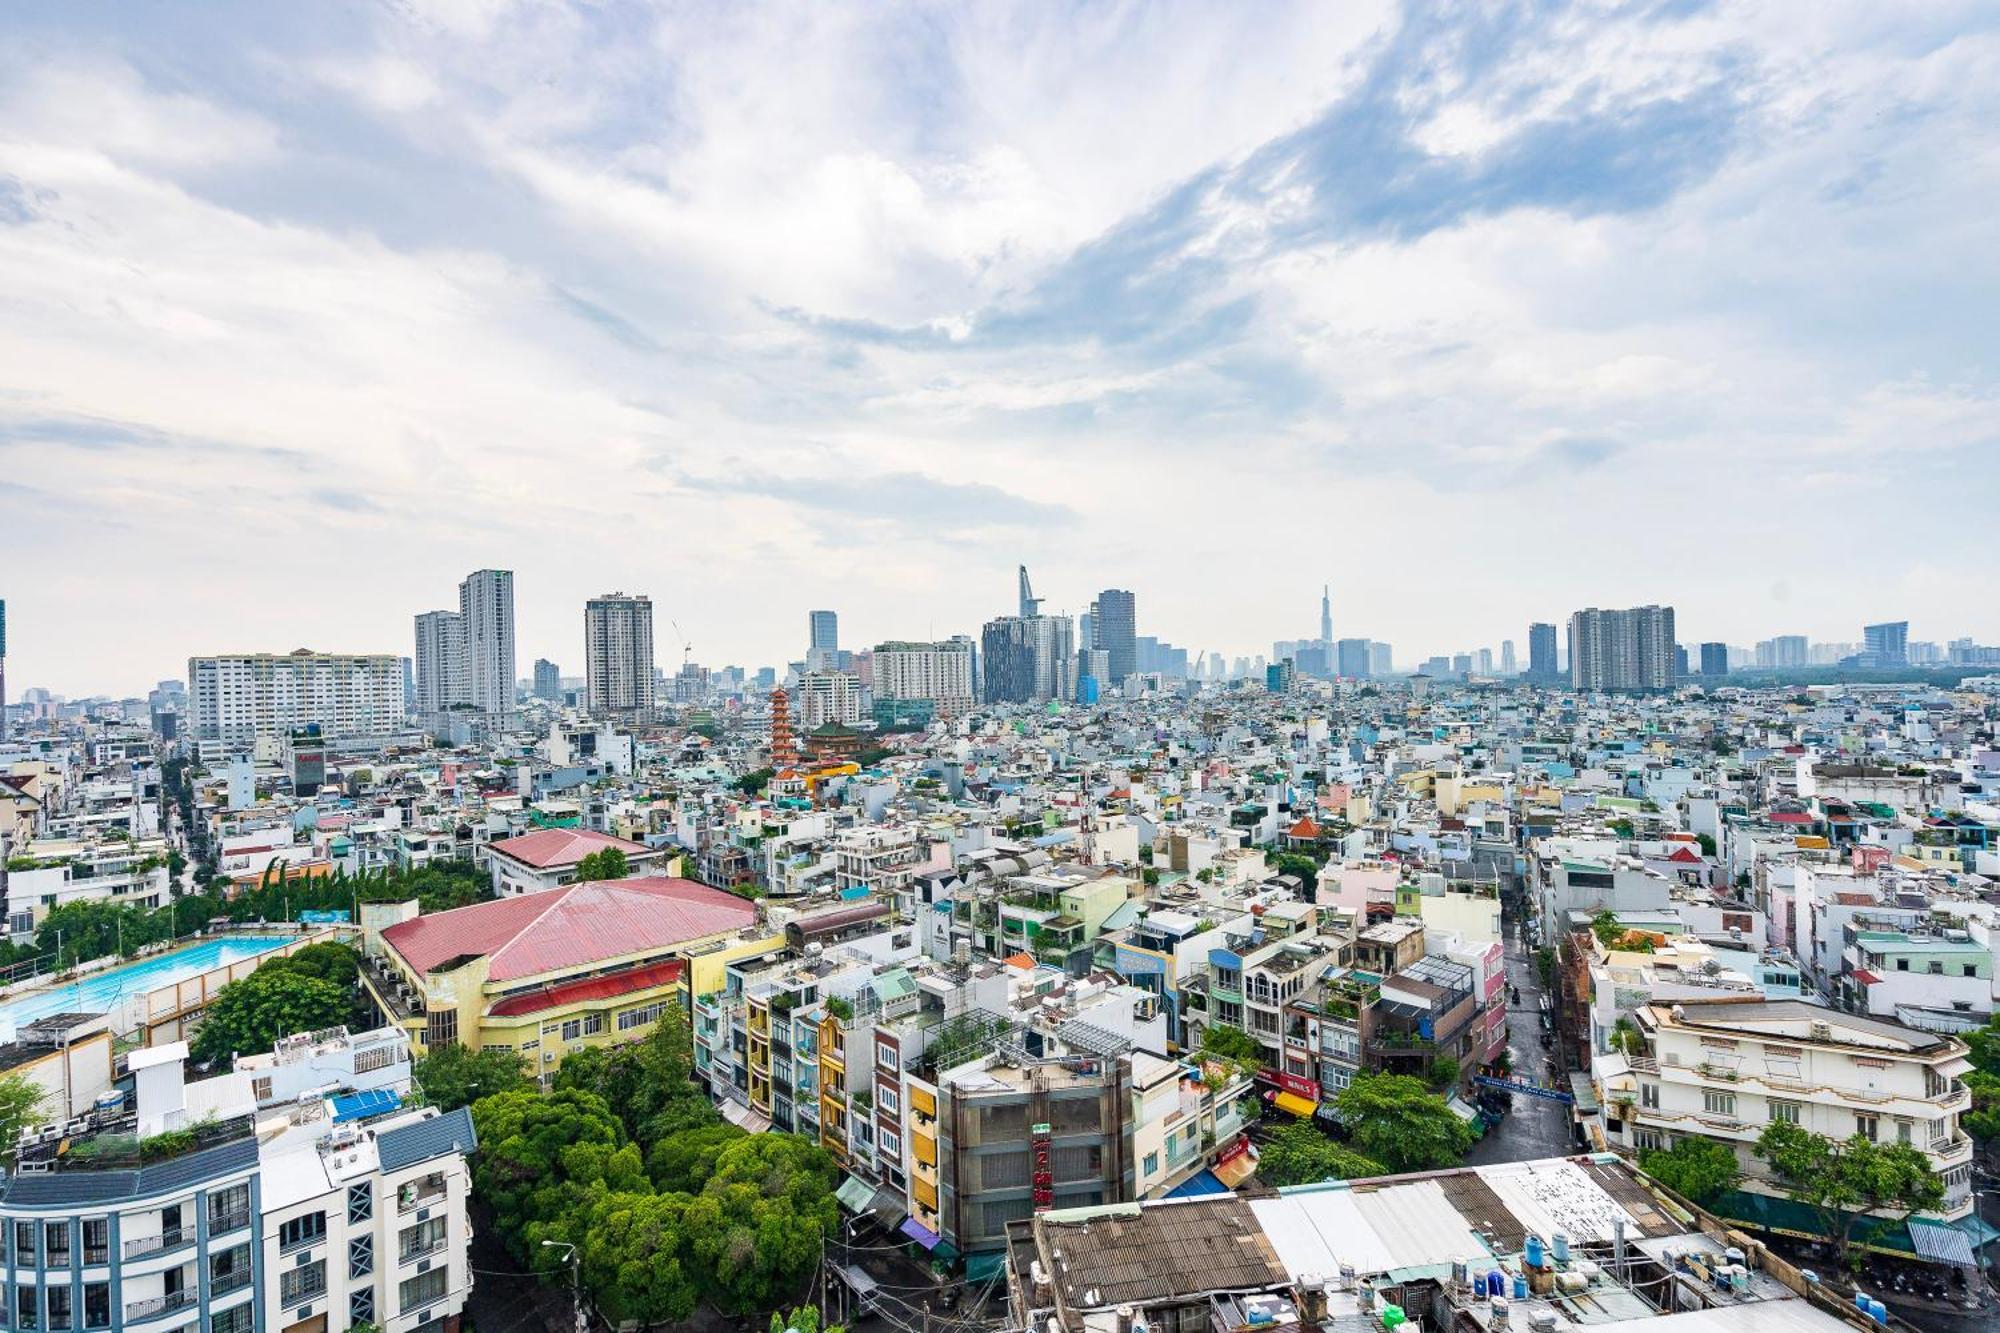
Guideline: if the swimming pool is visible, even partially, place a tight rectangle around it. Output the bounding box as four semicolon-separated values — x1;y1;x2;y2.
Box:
0;936;294;1033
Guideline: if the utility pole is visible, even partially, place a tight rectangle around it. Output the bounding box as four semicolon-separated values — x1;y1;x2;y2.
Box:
542;1240;583;1332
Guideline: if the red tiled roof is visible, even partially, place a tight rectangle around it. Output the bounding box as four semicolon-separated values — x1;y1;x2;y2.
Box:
1768;811;1814;825
1287;815;1321;840
489;827;650;869
380;876;754;983
1666;846;1702;864
487;959;687;1017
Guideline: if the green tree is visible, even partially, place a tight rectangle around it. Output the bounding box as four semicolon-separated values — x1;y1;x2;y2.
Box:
733;768;775;796
686;1135;840;1314
648;1121;747;1193
414;1043;531;1112
1255;1120;1386;1188
573;848;631;882
470;1088;647;1255
772;1307;843;1333
1638;1136;1739;1205
1334;1071;1473;1173
264;941;360;988
1753;1120;1945;1266
1199;1024;1262;1072
1694;833;1717;857
190;969;350;1064
0;1074;46;1163
1426;1054;1462;1093
579;1190;703;1325
1963;1071;2000;1147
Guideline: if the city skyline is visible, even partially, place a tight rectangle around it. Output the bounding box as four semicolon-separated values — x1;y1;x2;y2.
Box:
4;4;1999;695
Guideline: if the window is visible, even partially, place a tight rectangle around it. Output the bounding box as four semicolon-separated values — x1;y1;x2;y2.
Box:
400;1267;449;1313
584;1012;605;1036
1632;1127;1665;1151
348;1182;373;1223
82;1218;108;1264
16;1285;36;1331
1143;1151;1160;1176
617;1001;667;1031
251;1075;274;1101
880;1087;900;1116
47;1286;69;1331
1702;1090;1736;1118
426;1009;458;1049
879;1130;901;1159
349;1234;375;1279
400;1217;449;1263
561;1019;582;1041
45;1222;69;1265
210;1244;252;1294
877;1042;899;1072
15;1220;35;1263
1964;965;1979;978
82;1284;109;1331
211;1302;254;1333
279;1211;326;1252
1927;961;1943;975
1855;1114;1879;1142
1896;1119;1913;1144
1896;959;1909;972
1640;1083;1659;1109
350;1289;376;1325
1768;1099;1801;1124
280;1259;327;1307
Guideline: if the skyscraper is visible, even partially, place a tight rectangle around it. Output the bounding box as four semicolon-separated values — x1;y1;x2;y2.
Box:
1500;640;1516;674
1018;565;1042;618
1528;623;1558;681
458;569;515;714
533;658;561;701
981;614;1074;704
1094;588;1136;684
1699;642;1729;677
1336;638;1372;678
1863;621;1909;667
585;592;656;713
413;610;469;713
809;610;838;654
1320;585;1332;646
1368;642;1393;676
1568;605;1676;691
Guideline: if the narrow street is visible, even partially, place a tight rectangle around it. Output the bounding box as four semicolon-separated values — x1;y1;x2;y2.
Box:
1465;908;1576;1166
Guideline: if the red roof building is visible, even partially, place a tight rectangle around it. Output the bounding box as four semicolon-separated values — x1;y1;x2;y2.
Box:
485;827;666;896
373;875;758;1054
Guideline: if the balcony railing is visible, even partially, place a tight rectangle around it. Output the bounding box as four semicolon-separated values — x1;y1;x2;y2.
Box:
398;1183;448;1214
124;1229;193;1261
125;1290;196;1324
210;1268;252;1296
210;1209;251;1236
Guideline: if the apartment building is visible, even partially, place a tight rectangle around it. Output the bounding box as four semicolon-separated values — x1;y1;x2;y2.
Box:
872;641;975;718
0;1042;475;1333
1613;998;1975;1220
583;593;655;714
187;652;404;746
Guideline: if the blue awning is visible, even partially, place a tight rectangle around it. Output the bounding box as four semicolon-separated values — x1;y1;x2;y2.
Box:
1164;1169;1227;1199
900;1217;941;1249
329;1089;401;1124
1909;1218;1977;1266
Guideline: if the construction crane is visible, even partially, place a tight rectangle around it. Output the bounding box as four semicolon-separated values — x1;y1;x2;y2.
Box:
670;619;693;667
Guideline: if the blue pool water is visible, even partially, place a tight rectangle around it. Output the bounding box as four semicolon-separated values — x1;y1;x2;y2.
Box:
0;936;294;1033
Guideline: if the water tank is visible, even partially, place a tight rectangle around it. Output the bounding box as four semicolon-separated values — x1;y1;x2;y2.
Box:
1552;1233;1570;1264
1525;1235;1546;1269
1854;1292;1871;1312
1491;1296;1511;1330
1867;1300;1888;1325
1488;1270;1505;1300
1512;1274;1528;1300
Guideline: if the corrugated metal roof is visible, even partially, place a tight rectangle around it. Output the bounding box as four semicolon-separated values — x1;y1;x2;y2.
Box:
376;1106;477;1173
1248;1191;1401;1277
382;877;754;982
1348;1178;1491;1270
489;828;648;869
1041;1197;1285;1306
1475;1159;1636;1247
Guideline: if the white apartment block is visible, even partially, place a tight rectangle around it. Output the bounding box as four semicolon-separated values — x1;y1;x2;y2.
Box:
796;671;863;729
412;611;469;714
458;569;515;715
584;593;656;714
1614;998;1975;1219
872;641;974;716
188;652;404;745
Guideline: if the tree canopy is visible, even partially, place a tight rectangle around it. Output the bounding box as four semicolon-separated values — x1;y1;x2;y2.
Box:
1334;1071;1473;1173
1255;1120;1386;1188
573;848;631;882
413;1043;531;1112
1753;1120;1944;1263
0;1075;46;1163
1638;1136;1739;1205
189;967;351;1064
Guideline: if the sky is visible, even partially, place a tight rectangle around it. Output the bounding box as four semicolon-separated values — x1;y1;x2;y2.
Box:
2;1;1997;697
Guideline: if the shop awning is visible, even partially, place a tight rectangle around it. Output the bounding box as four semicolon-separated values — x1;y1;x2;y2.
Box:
836;1175;876;1213
1909;1218;1976;1267
1272;1090;1317;1118
900;1217;942;1250
719;1099;772;1134
964;1252;1007;1283
1164;1169;1228;1199
1213;1149;1257;1190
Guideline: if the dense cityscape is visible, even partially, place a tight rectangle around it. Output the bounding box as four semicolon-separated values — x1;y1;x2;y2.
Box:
5;4;1998;1333
1;570;2000;1333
